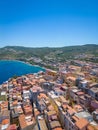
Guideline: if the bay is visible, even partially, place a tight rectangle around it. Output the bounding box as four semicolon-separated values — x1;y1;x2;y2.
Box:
0;60;45;84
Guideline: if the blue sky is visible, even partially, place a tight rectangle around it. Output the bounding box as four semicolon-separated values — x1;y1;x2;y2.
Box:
0;0;98;47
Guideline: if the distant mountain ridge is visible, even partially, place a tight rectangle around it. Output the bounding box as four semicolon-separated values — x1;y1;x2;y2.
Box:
0;44;98;61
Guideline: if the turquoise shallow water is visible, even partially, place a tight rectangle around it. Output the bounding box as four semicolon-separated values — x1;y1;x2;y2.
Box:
0;60;45;84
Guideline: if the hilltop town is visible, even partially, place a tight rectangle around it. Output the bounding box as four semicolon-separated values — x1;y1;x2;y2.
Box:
0;60;98;130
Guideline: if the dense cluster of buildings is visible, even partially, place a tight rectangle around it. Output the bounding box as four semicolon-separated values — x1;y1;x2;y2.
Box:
0;61;98;130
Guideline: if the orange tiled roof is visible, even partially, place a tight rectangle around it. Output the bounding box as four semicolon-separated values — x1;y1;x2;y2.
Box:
75;118;89;129
34;110;40;117
67;76;76;81
38;93;48;99
68;108;76;115
13;100;18;106
53;128;63;130
19;114;27;129
2;119;9;125
87;125;98;130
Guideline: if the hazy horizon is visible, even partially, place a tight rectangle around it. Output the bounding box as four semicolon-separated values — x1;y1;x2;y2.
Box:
0;43;98;48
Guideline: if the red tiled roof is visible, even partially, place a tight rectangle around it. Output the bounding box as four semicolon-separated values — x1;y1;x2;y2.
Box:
87;124;98;130
19;114;27;129
53;128;63;130
38;93;48;99
2;119;9;125
75;118;89;129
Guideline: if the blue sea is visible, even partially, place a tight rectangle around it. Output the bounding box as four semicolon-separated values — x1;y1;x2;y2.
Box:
0;60;45;84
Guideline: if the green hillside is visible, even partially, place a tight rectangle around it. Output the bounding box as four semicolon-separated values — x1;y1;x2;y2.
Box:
0;44;98;63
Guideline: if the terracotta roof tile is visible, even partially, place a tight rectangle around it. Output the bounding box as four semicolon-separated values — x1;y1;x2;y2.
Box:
38;93;48;99
75;118;89;129
34;110;40;117
2;119;9;125
53;128;63;130
87;125;98;130
19;114;27;129
67;108;76;115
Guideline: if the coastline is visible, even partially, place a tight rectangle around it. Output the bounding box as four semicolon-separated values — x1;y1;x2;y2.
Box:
0;60;45;84
0;59;45;70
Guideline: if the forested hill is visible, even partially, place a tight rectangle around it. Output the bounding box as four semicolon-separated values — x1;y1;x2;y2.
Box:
0;44;98;61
